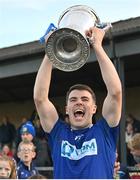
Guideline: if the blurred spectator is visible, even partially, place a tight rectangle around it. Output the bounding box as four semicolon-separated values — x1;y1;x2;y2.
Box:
14;121;36;163
15;117;53;176
0;154;17;179
1;144;13;157
126;114;140;166
20;121;36;142
15;116;28;145
127;133;140;178
128;133;140;166
126;114;140;133
16;120;36;148
125;121;136;166
15;111;37;148
0;116;16;149
17;141;38;179
125;122;135;143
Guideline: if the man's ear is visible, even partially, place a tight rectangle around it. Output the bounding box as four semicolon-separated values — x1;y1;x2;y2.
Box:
65;105;68;114
93;104;97;114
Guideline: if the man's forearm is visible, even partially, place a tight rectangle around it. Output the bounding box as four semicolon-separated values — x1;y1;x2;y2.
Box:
34;54;53;101
94;45;122;95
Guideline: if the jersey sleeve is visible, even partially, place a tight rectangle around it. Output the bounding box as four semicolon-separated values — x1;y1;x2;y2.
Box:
97;117;119;151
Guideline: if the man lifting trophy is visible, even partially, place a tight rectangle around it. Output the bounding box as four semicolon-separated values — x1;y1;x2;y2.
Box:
35;4;122;179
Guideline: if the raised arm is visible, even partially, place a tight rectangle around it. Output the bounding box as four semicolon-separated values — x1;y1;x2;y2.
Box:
86;27;122;127
34;54;58;133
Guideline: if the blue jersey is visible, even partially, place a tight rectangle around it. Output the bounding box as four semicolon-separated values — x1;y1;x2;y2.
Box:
48;117;119;179
17;161;38;179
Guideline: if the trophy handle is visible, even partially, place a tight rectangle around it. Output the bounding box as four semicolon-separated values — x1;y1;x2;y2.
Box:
96;22;112;31
39;23;57;44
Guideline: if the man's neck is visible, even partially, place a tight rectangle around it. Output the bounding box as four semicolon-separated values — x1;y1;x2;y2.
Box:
71;123;93;130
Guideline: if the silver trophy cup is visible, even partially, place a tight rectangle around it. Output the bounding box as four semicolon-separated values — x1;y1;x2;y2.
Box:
45;5;100;72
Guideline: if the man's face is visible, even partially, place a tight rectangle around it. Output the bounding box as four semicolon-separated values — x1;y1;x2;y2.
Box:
66;90;97;129
21;132;33;142
18;144;36;164
0;160;11;178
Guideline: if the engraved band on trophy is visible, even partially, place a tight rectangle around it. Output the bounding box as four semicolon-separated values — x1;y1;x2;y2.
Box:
45;5;101;72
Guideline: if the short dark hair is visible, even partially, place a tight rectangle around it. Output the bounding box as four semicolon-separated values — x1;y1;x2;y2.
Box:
66;84;96;103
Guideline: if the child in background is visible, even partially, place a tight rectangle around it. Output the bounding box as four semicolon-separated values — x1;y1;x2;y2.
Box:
20;121;36;142
17;140;38;179
0;154;17;179
1;144;13;157
14;121;36;163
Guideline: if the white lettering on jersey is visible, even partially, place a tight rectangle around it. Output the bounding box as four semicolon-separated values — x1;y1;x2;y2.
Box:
61;138;97;160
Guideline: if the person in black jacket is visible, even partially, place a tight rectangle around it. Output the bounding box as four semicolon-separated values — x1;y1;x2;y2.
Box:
0;116;16;149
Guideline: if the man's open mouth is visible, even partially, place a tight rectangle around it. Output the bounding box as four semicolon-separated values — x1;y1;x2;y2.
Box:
74;109;85;117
